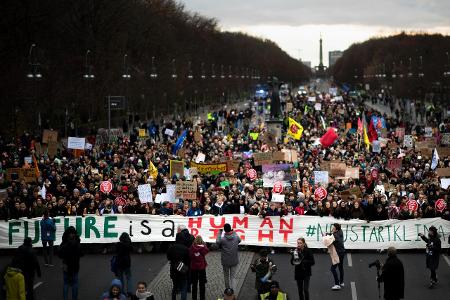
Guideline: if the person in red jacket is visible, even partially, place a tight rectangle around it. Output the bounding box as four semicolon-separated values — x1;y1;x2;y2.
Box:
189;235;209;300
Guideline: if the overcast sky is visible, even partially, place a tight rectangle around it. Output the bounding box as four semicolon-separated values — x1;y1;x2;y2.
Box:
180;0;450;67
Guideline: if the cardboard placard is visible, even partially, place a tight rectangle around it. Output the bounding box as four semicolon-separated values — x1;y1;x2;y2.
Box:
169;160;184;178
263;132;277;148
329;162;346;177
139;129;147;138
438;147;450;157
387;159;402;171
175;181;198;199
345;167;360;179
437;168;450;177
253;152;273;166
286;102;293;112
225;160;240;172
47;142;58;158
395;127;405;140
42;129;58;144
6;168;37;183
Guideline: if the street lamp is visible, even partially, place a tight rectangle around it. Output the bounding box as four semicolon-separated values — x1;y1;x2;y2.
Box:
228;65;233;79
407;57;413;78
211;63;216;79
418;56;424;78
392;62;397;79
27;44;42;79
171;59;177;79
122;54;131;79
220;65;225;79
187;61;194;79
83;50;95;79
201;62;206;79
150;56;158;79
444;52;450;77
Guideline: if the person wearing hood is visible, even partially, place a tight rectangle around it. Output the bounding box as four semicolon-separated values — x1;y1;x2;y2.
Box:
130;282;154;300
189;235;209;300
4;258;26;300
167;234;190;300
59;226;83;300
14;237;40;300
216;223;241;291
40;210;56;266
100;279;127;300
418;226;441;288
115;232;133;296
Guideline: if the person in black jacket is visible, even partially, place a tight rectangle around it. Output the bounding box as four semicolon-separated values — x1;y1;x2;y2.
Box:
58;226;83;300
330;223;346;290
377;247;404;300
418;226;441;288
116;232;133;296
167;234;190;300
14;237;41;300
291;238;315;300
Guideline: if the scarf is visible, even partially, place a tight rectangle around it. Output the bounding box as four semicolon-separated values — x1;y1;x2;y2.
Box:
136;290;153;299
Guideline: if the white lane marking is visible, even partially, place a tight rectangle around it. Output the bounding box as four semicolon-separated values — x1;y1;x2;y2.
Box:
34;282;43;289
347;253;353;267
351;281;358;300
443;255;450;267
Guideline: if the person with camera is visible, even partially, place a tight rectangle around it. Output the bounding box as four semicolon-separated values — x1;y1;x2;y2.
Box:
250;249;276;297
418;226;441;288
291;237;315;300
377;247;404;300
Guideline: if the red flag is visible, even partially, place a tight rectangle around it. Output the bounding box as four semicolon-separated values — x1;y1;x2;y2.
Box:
320;128;338;148
357;118;363;134
368;119;378;142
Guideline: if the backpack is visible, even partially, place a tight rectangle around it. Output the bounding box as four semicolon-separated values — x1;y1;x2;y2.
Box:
110;256;118;275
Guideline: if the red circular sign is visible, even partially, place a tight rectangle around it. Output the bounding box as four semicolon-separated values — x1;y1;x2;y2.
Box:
407;200;418;212
246;169;257;181
435;199;446;212
314;187;327;201
100;181;113;194
273;182;283;194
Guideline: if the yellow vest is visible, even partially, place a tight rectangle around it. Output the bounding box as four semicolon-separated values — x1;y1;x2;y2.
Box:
260;291;287;300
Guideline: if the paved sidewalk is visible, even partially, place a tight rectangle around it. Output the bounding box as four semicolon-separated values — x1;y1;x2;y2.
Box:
149;251;255;299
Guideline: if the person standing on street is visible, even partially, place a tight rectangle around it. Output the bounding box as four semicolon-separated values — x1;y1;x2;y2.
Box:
259;281;288;300
217;223;241;291
15;237;41;300
291;238;315;300
189;235;209;300
251;249;275;297
58;226;83;300
418;226;441;288
40;211;56;266
330;223;345;290
3;258;26;300
167;234;190;300
116;232;133;296
377;247;404;300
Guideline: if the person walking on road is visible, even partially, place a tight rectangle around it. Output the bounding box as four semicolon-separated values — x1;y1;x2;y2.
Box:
330;223;345;290
189;235;209;300
377;247;404;300
15;237;41;300
59;226;83;300
291;238;315;300
167;234;190;300
115;232;133;296
40;210;56;266
418;226;441;288
217;223;241;291
3;258;26;300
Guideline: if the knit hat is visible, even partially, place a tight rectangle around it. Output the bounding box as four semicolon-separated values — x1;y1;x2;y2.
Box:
224;223;232;233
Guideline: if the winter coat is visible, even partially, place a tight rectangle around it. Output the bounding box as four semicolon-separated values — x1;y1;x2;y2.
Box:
217;231;241;267
189;244;209;270
291;247;315;279
116;240;132;270
40;217;56;242
332;230;346;256
378;255;404;299
100;279;127;300
251;257;273;291
15;245;41;279
421;235;441;270
176;229;195;248
4;267;26;300
58;235;83;275
167;242;189;279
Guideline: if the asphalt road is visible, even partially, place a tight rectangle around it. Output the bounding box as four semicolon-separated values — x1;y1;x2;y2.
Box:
1;247;449;300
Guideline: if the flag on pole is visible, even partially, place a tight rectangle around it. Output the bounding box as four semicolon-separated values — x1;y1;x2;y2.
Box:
431;148;439;170
362;112;370;150
320;116;327;129
357;118;363;135
172;130;187;154
148;160;158;179
320;128;338;148
368;118;379;142
287;117;304;140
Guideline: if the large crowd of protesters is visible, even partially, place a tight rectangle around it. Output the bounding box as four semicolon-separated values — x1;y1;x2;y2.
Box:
1;86;450;225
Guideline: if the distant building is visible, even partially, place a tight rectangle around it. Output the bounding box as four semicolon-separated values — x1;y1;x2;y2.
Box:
328;51;343;67
302;61;311;68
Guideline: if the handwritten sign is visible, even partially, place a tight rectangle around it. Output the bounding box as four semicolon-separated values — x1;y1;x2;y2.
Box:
253;152;273;166
169;160;184;178
68;137;86;150
175;181;197;200
314;171;329;185
138;184;153;203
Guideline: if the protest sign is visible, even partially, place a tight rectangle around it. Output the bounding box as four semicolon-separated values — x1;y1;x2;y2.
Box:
437;168;450;177
164;128;174;137
424;127;433;137
438;147;450;157
138;129;147;138
47;141;58;158
190;162;227;175
85;143;93;150
308;96;316;102
42;129;58;144
435;199;446;212
154;193;171;204
175;181;197;200
440;178;450;189
253;152;273;166
313;171;329;185
271;194;285;203
395;127;405;140
314;187;327;200
24;157;32;164
314;103;322;111
195;152;206;163
372;140;381;153
387;159;402;171
68;137;86;150
189;167;198;177
247;169;257;181
262;164;292;187
345;167;360;179
6;168;37;183
441;133;450;146
194;131;202;143
272;182;284;194
263;132;277;148
100;181;113;194
329;162;346;177
169;160;184;178
138;184;153;203
403;135;413;148
286;102;293;112
1;215;449;249
166;184;177;203
225;160;240;172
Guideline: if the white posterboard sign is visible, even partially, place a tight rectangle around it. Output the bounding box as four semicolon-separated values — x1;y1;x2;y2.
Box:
85;143;93;150
314;103;322;111
195;152;206;163
68;137;86;150
424;127;433;138
164;129;174;137
308;96;316;102
166;184;177;203
441;178;450;189
138;184;153;203
372;140;381;153
271;194;285;203
403;135;413;148
314;171;329;185
154;193;170;204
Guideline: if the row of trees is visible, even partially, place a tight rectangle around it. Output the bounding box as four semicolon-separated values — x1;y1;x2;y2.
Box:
330;33;450;100
0;0;310;137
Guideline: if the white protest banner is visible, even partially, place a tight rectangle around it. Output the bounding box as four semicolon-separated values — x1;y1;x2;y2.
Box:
137;184;153;203
313;171;329;185
372;140;381;153
164;128;174;137
1;215;449;249
271;194;285;203
68;137;86;150
403;135;413;148
440;178;450;189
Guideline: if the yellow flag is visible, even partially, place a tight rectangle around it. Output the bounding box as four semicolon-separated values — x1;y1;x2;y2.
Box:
149;160;158;179
363;126;370;150
287;117;304;140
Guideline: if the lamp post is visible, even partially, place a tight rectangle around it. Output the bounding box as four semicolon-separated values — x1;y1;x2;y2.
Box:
121;53;131;131
150;56;158;118
188;61;194;80
27;44;42;132
418;56;424;78
83;50;94;124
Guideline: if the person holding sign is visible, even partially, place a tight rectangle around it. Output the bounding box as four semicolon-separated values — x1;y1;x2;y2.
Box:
418;226;441;288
